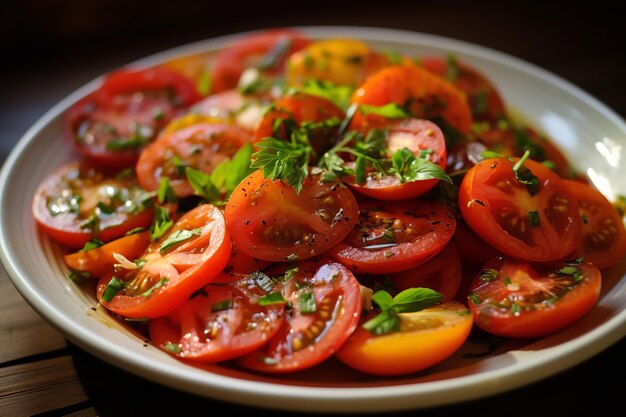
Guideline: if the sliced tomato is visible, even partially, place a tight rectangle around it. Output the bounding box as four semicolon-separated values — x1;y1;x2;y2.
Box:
236;259;362;373
148;275;285;362
564;180;626;268
459;156;582;261
335;301;472;375
343;118;448;200
421;56;506;123
189;89;266;132
224;170;359;262
96;204;231;318
255;92;345;158
452;218;502;268
286;38;405;87
135;122;252;197
64;231;151;278
350;65;473;134
468;256;601;338
32;161;154;249
211;29;309;93
328;200;456;274
65;67;201;170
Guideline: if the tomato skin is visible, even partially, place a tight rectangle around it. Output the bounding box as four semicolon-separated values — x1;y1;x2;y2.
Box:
225;170;359;262
148;276;285;362
335;301;472;376
343;118;448;200
420;56;506;123
211;29;310;93
32;161;155;249
135;122;252;197
452;218;502;268
564;180;626;268
96;204;231;319
350;65;473;134
64;67;201;170
328;200;456;274
255;92;345;158
236;259;362;373
468;257;601;338
64;231;151;278
459;157;582;262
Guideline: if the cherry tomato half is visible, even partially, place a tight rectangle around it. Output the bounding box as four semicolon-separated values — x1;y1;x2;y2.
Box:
225;170;359;262
236;259;362;373
468;256;601;338
65;67;201;170
564;180;626;268
335;301;472;376
136;122;252;197
459;157;581;262
32;161;154;249
97;204;231;318
328;199;456;274
149;275;285;362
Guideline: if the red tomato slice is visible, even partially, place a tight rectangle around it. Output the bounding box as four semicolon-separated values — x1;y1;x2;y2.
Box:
335;301;472;376
32;161;154;249
96;204;231;318
459;156;582;261
236;259;362;373
65;67;201;170
468;256;601;338
350;65;473;134
224;170;359;262
136;122;252;197
255;92;345;158
328;200;456;274
564;180;626;268
148;275;285;362
420;56;506;123
343;118;448;200
211;29;310;93
64;231;151;278
452;218;502;268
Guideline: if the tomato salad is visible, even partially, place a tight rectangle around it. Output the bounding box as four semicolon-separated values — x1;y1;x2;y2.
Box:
33;29;626;376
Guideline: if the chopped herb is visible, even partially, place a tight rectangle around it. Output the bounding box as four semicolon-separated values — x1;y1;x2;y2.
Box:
106;137;146;151
134;258;148;268
79;214;98;232
528;210;540;227
80;239;104;252
211;298;233;313
258;292;286;306
556;265;583;282
197;69;212;96
515;129;545;160
389;147;452;184
512;151;540;196
67;270;90;283
510;302;522;315
362;288;443;335
140;277;167;298
282;267;299;283
564;256;585;265
480;269;499;282
251;270;275;293
359;103;409;119
298;291;316;314
125;227;147;236
162;342;181;354
150;206;173;241
503;277;513;286
96;202;114;215
186;167;220;202
292;79;354;110
251;135;312;194
256;38;292;71
157;177;178;204
101;276;125;302
159;228;202;253
469;292;482;305
445;53;460;81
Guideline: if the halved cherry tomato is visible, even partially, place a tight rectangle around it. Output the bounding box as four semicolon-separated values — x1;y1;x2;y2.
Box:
459;157;581;261
564;180;626;268
148;275;285;362
64;231;151;278
96;204;231;318
64;67;201;170
335;301;472;375
421;56;506;123
236;259;362;373
468;256;601;338
32;161;154;249
211;29;309;93
225;170;359;262
136;122;252;197
286;38;405;87
328;200;456;274
189;89;265;132
343;118;448;200
350;65;473;134
255;92;345;158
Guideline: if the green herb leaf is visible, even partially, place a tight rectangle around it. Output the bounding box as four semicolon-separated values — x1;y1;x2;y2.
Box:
389;148;452;184
80;239;104;252
211;298;233;313
445;53;460;81
157;177;178;204
359;103;409;119
528;210;540;227
251;270;275;294
150;206;173;241
362;310;400;335
67;270;90;283
371;290;394;311
389;288;444;313
210;143;255;195
513;151;540;196
106;137;146;151
251;136;312;194
101;276;125;302
293;79;354;110
258;292;286;306
298;291;316;314
140;277;167;298
185;167;220;202
162;342;181;354
480;269;499;282
159;228;202;253
257;38;292;71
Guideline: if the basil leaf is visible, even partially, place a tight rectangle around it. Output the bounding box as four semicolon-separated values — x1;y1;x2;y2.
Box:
159;228;202;254
359;103;409;119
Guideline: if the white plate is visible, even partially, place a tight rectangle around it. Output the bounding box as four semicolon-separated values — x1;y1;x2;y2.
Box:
1;27;625;413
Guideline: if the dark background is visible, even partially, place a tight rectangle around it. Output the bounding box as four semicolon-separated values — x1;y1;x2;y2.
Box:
1;1;624;415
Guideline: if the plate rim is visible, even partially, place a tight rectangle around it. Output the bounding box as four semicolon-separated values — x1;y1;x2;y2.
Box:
1;25;625;412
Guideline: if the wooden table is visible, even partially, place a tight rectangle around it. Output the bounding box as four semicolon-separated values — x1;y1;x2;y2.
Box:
1;2;625;416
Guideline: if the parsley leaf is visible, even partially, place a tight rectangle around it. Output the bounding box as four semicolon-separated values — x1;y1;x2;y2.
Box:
291;79;354;110
251;136;312;194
